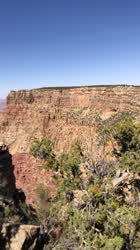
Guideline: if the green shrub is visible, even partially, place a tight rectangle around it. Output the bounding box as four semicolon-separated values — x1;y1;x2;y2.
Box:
58;143;82;177
113;115;140;153
44;156;58;171
101;236;124;250
30;138;54;160
119;151;140;174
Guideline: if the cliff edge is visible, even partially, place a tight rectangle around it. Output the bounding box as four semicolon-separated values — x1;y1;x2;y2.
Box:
1;85;140;154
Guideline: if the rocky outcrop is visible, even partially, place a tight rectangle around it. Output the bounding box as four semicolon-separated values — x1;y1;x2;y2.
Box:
112;171;129;187
1;224;42;250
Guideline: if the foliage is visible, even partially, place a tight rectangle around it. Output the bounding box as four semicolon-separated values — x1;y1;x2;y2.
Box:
119;151;140;174
58;143;82;177
101;236;124;250
30;138;54;160
34;121;140;249
112;115;140;175
113;115;140;153
55;143;83;194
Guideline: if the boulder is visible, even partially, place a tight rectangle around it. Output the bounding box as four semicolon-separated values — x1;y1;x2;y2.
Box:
1;224;43;250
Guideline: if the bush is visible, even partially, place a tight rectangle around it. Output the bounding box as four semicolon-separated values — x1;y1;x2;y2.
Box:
58;143;82;177
113;115;140;153
30;138;54;160
119;151;140;174
101;236;124;250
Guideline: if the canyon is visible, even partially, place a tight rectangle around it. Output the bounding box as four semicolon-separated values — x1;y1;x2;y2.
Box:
0;85;140;205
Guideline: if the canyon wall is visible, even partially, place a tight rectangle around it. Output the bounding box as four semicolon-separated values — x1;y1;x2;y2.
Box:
1;85;140;155
1;85;140;204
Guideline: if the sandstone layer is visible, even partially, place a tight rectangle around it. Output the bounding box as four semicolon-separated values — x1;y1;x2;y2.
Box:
1;85;140;154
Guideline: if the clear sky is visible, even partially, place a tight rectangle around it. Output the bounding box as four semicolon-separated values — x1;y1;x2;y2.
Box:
0;0;140;97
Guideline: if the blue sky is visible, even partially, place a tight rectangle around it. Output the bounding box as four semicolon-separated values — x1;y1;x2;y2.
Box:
0;0;140;97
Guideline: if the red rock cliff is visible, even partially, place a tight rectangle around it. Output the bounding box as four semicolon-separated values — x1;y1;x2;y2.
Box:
1;85;140;205
1;85;140;154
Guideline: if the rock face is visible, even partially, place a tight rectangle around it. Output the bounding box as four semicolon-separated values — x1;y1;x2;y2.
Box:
1;85;140;205
1;85;140;154
13;153;56;205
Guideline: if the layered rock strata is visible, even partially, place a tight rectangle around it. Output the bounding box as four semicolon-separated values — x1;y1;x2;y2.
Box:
1;85;140;154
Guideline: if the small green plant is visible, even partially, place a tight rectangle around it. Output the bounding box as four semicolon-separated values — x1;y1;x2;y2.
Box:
101;236;124;250
119;151;140;174
31;138;58;170
113;115;140;153
30;138;54;160
58;143;82;177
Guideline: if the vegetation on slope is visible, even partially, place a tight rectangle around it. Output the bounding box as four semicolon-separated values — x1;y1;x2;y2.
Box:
31;114;140;250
